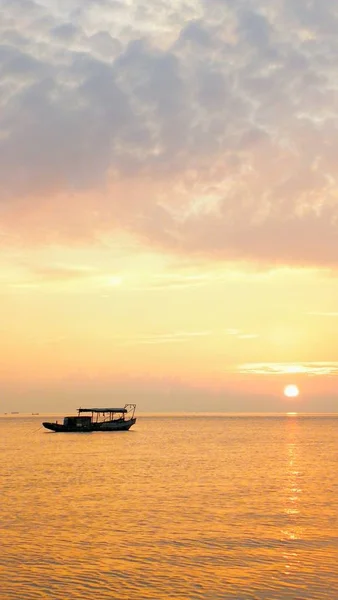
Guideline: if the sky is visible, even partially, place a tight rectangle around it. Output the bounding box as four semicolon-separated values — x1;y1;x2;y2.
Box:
1;0;338;413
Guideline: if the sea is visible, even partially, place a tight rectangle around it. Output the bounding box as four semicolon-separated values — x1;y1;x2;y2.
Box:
0;413;337;599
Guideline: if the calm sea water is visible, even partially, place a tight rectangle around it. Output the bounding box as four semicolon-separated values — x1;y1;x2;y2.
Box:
0;414;337;599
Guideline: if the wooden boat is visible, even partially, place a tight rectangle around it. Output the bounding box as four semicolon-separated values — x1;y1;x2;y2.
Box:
42;404;136;432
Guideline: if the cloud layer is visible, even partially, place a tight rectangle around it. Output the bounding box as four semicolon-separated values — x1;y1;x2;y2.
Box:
1;0;338;265
238;361;338;376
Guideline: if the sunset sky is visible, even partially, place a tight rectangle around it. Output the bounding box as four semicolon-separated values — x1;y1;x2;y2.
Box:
1;0;338;412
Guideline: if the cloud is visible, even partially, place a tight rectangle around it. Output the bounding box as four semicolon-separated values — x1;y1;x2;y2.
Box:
225;328;258;340
121;330;212;345
238;362;338;376
29;264;97;281
1;261;122;289
120;327;258;345
307;311;338;318
129;270;227;290
2;0;338;267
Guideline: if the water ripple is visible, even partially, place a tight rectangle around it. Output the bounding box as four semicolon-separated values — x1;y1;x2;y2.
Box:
1;415;338;599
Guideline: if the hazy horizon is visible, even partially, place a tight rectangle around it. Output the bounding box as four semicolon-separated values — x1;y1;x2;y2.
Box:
2;384;338;414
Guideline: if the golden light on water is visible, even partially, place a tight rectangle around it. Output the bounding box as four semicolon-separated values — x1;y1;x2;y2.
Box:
1;414;338;598
284;384;300;398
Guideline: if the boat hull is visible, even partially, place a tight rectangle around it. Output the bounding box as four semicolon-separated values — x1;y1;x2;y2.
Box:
42;418;136;433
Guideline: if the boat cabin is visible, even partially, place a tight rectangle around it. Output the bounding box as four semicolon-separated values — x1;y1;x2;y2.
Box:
63;415;92;430
77;406;134;423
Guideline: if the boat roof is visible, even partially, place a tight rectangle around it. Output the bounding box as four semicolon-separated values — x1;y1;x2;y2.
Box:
78;407;128;414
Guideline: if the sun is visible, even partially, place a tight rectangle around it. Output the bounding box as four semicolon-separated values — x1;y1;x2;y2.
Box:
284;384;299;398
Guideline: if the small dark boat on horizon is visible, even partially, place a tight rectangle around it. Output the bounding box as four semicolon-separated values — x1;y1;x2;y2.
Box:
42;404;136;432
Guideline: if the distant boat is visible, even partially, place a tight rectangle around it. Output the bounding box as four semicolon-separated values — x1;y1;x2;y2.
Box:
42;404;136;433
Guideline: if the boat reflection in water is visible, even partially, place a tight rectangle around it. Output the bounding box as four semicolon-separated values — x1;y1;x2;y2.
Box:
42;404;136;432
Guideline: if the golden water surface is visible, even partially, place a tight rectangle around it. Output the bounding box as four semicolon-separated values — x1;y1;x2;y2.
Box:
0;414;337;599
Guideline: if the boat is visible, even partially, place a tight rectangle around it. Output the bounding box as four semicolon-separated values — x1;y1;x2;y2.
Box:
42;404;136;432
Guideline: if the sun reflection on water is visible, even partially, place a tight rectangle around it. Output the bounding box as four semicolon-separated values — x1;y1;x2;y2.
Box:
281;419;304;576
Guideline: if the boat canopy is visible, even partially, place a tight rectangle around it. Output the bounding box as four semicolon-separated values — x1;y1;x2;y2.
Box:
78;407;128;414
